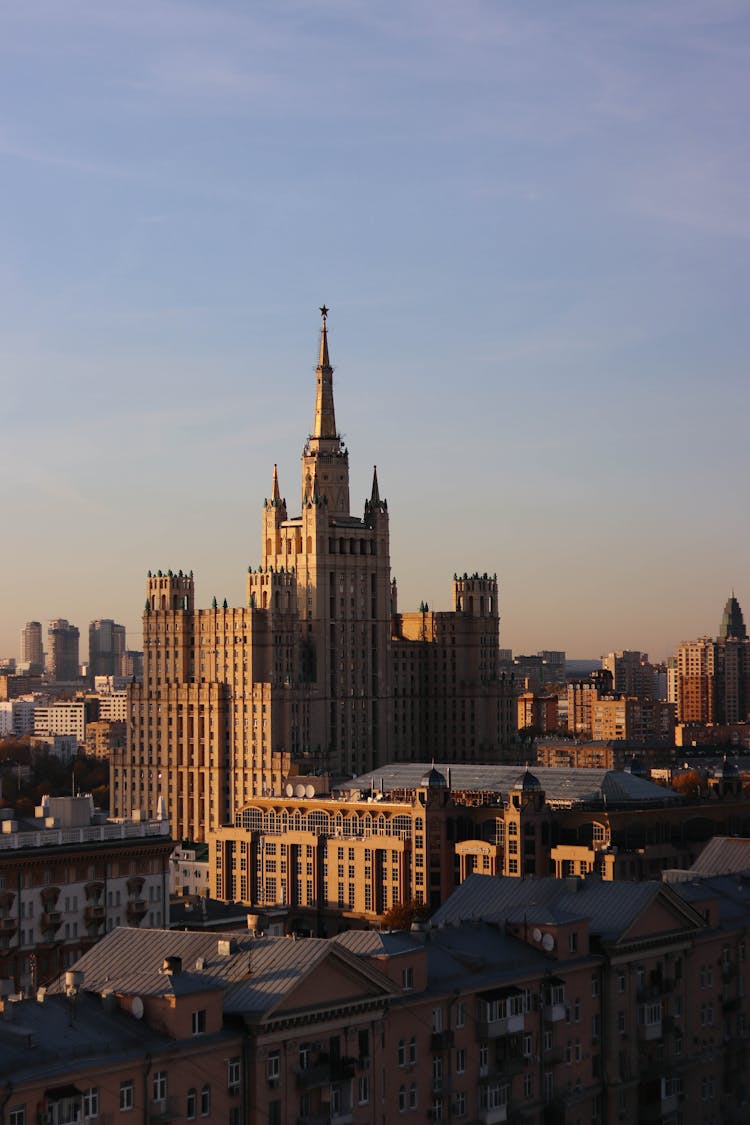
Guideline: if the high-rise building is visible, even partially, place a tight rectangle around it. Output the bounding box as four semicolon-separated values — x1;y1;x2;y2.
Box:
19;621;44;671
601;650;661;699
88;618;127;678
46;618;80;682
113;311;516;841
676;595;750;724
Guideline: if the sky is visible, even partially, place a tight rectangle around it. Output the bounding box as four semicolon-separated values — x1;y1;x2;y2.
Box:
1;0;749;663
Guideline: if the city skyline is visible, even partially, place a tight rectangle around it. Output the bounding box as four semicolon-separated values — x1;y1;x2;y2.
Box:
2;2;749;662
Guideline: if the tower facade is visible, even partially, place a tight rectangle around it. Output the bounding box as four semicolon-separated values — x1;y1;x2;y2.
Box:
89;619;127;678
19;621;44;671
47;619;80;682
113;312;515;843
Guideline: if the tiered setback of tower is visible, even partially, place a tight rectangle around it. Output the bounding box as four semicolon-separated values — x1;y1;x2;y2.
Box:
112;313;516;842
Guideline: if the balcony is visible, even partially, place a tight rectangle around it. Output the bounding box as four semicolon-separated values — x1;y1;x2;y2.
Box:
84;905;105;926
126;899;148;922
41;911;62;930
543;1003;566;1023
479;1013;525;1039
0;917;18;934
431;1030;455;1051
296;1059;355;1091
148;1097;179;1122
478;1107;508;1125
638;1020;662;1042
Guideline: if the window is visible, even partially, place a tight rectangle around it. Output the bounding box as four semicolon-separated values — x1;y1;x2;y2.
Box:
409;1037;417;1064
153;1072;167;1104
617;1010;626;1032
83;1089;99;1119
358;1075;369;1104
120;1081;135;1112
402;967;414;991
432;1007;443;1032
267;1052;280;1083
228;1057;241;1092
456;1048;466;1073
9;1110;25;1125
479;1042;488;1076
398;1039;406;1066
187;1090;197;1120
192;1008;206;1035
617;973;625;993
200;1086;210;1117
454;1091;466;1116
569;932;577;953
398;1086;406;1112
456;1000;465;1027
524;1073;533;1099
591;973;600;998
409;1084;418;1109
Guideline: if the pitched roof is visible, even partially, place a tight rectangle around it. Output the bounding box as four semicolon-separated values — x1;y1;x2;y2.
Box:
431;873;704;943
50;926;395;1019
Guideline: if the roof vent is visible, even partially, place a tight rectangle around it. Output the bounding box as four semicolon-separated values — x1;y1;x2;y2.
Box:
162;956;182;975
195;956;206;971
217;938;236;957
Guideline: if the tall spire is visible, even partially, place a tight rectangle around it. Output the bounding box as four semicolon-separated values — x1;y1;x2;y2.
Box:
312;305;337;440
272;464;281;506
370;465;380;505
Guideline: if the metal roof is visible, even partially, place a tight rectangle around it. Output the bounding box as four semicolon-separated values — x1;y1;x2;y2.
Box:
344;762;680;806
49;926;394;1017
430;873;700;943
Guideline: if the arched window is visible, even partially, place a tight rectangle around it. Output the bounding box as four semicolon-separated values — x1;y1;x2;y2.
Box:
307;536;313;553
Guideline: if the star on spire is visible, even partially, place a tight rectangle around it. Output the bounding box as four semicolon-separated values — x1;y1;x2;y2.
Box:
319;304;329;320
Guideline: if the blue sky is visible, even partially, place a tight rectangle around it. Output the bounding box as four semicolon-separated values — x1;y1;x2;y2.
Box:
1;0;749;662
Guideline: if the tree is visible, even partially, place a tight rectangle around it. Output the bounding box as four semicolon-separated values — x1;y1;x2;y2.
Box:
381;899;430;930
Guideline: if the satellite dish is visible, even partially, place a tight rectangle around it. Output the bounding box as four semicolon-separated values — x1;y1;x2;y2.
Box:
132;996;144;1020
532;928;542;943
285;784;294;797
305;784;315;798
294;784;306;798
542;933;555;952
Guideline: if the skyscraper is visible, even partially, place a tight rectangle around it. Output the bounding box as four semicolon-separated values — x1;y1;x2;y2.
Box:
19;621;44;671
46;619;80;682
89;619;127;678
113;311;515;841
676;594;750;725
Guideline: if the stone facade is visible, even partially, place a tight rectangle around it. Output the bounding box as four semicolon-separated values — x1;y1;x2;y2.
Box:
112;312;516;842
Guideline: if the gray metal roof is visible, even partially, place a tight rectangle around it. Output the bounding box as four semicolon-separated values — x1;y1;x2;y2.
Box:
689;836;750;876
430;873;702;943
344;762;680;806
50;926;394;1017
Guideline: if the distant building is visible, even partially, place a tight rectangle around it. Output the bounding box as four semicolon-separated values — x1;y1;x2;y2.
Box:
33;699;87;743
47;618;80;682
601;649;663;699
566;669;613;735
674;595;750;726
19;620;44;671
89;618;127;678
85;718;126;758
517;690;559;733
122;649;144;680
